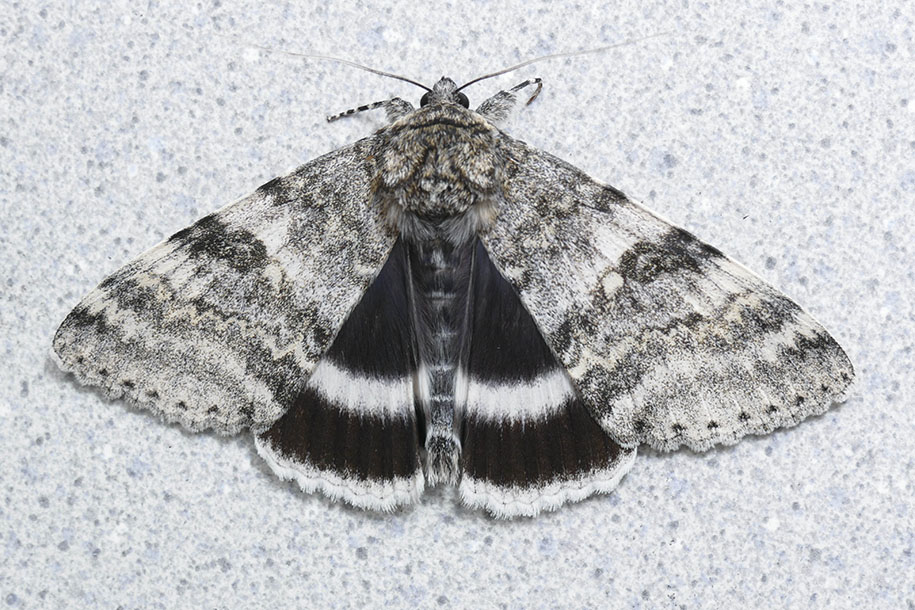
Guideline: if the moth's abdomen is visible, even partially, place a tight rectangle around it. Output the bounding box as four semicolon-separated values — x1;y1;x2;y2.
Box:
408;237;473;486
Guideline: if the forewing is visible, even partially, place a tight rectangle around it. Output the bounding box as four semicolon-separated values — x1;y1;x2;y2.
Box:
481;139;854;452
53;137;396;435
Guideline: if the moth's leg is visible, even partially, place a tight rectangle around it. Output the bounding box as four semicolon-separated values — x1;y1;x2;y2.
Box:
326;97;414;123
475;78;543;124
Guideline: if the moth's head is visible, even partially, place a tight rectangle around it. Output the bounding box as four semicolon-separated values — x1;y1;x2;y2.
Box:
420;77;470;109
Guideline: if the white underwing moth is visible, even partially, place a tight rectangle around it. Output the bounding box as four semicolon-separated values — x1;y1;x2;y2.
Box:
52;75;854;518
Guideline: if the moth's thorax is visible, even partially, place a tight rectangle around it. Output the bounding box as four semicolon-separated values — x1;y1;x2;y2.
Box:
373;103;505;244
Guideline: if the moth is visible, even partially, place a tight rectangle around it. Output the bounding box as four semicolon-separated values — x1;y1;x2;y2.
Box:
53;69;854;518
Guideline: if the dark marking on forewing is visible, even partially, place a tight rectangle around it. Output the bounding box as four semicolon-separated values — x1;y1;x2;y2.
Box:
60;305;110;333
257;175;306;206
618;229;704;284
257;176;283;195
548;310;597;369
106;277;158;316
167;214;269;272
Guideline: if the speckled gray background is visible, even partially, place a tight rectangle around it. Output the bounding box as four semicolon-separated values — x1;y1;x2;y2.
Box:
2;1;913;608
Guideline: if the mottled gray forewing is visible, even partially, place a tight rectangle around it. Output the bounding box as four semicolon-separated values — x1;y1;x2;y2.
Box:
481;139;854;452
53;137;397;435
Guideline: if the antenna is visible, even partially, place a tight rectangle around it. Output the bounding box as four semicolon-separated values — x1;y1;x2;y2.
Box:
456;32;671;92
235;42;432;92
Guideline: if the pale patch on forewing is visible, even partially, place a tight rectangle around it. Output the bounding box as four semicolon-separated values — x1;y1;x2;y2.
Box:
459;448;636;519
461;368;576;423
255;435;424;512
307;359;414;420
589;201;667;262
600;271;624;297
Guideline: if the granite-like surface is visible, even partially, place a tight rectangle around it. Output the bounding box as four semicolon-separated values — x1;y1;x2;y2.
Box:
2;1;913;607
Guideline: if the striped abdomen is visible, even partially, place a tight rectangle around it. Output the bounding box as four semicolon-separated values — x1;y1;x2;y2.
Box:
407;237;472;485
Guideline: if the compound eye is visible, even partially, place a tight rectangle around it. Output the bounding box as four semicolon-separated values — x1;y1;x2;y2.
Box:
420;92;431;107
457;92;469;108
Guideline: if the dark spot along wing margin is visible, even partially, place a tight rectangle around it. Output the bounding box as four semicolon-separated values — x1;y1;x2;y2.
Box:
479;137;854;452
52;136;399;435
458;240;636;518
